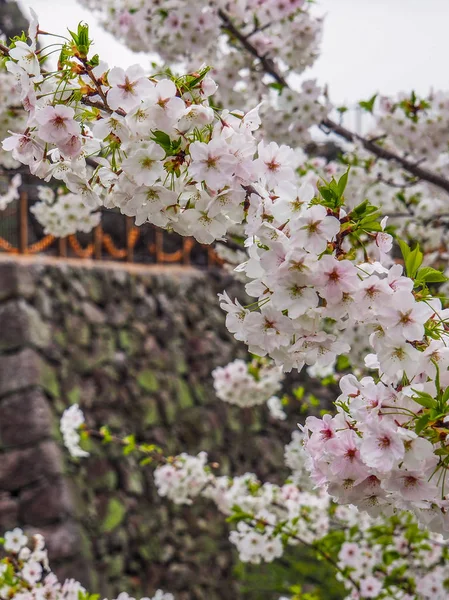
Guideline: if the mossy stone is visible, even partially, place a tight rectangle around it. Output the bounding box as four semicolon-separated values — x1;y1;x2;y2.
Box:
137;370;159;392
101;497;126;532
176;378;194;409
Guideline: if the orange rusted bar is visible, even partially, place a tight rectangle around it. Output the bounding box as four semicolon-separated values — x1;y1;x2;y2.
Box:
0;237;18;253
58;237;67;257
125;217;134;262
28;235;56;254
68;235;94;258
102;234;127;259
182;237;193;265
160;249;183;263
94;224;102;260
1;194;223;267
19;191;28;254
155;229;163;263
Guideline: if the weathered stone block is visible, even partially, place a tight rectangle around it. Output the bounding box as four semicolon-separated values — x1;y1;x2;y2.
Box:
0;389;53;448
0;440;63;491
82;301;106;324
0;348;43;397
29;520;82;561
0;492;18;529
19;477;74;526
107;301;133;326
0;300;50;351
86;458;118;491
0;261;35;301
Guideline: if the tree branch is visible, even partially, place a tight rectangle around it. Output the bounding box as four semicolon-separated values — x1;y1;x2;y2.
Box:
320;118;449;194
218;9;288;87
81;96;126;117
217;9;449;195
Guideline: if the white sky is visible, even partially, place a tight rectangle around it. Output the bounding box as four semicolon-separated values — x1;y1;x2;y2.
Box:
20;0;449;104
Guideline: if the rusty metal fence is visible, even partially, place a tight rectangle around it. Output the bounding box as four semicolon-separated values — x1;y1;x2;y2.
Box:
0;189;221;267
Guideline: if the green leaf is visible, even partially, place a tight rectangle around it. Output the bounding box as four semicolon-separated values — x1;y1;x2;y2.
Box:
151;130;172;152
358;93;378;114
411;389;437;409
415;413;430;435
318;185;334;204
123;434;136;456
268;82;284;93
406;245;423;278
99;425;112;444
442;387;449;404
337;170;349;197
88;54;100;67
184;66;212;89
336;354;351;371
360;220;383;232
434;448;449;456
416;266;448;284
398;238;411;262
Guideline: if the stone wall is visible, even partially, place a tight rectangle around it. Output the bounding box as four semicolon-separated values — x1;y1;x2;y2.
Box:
0;257;298;600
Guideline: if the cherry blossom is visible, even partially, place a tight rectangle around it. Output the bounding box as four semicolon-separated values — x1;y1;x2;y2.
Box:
107;64;153;111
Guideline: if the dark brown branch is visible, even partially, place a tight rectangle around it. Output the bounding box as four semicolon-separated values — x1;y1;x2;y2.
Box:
218;9;288;87
376;174;419;189
81;96;126;117
217;9;449;196
321;118;449;194
0;42;10;56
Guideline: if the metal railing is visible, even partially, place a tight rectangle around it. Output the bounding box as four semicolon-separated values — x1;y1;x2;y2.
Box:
0;190;221;268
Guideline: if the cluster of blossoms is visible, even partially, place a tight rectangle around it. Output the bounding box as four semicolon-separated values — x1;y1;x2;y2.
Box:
74;0;328;150
302;356;449;536
60;0;449;267
0;173;21;210
0;528;173;600
335;507;449;600
151;430;449;598
0;70;27;169
153;451;211;504
218;177;397;373
375;91;449;163
212;357;284;408
76;0;322;93
4;17;295;245
31;185;101;236
72;0;449;243
308;90;449;270
153;433;330;564
60;404;89;458
260;81;331;148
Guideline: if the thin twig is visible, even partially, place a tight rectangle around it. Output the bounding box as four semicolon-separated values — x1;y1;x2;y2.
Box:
80;97;126;117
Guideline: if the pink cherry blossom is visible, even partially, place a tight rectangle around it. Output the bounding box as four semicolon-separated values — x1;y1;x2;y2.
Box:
360;420;405;472
293;205;340;254
107;64;153;111
189;137;238;189
35;106;80;144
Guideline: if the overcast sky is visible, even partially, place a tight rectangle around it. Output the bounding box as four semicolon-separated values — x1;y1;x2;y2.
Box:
20;0;449;104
